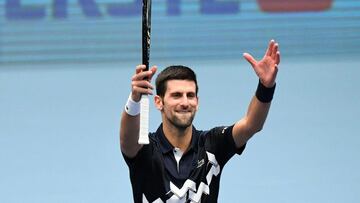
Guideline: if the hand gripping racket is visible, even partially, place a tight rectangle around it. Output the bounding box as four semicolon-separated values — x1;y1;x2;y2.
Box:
138;0;152;144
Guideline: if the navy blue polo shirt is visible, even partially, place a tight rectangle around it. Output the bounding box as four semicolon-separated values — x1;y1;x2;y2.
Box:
123;124;246;203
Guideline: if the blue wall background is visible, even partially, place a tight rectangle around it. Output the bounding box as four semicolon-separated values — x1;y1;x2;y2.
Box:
1;0;360;202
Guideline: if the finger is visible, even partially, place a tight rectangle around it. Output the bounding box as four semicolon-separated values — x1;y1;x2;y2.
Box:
148;66;158;81
243;53;257;67
275;51;280;65
265;39;275;57
272;43;279;59
132;80;154;90
131;80;154;99
135;64;147;74
132;69;154;81
132;86;154;95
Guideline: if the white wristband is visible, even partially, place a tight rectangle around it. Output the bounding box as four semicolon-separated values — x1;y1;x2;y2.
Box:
124;93;140;116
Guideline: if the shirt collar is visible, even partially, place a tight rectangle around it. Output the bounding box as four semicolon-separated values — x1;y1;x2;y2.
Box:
156;124;199;154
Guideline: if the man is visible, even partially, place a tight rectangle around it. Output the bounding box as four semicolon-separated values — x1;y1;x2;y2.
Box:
120;40;280;202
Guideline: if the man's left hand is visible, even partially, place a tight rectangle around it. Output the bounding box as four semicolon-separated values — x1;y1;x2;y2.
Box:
243;40;280;88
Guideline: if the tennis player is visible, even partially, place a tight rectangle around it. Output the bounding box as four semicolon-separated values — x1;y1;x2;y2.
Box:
120;40;280;202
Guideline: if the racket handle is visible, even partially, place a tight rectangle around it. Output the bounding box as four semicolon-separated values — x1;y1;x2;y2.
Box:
138;94;150;144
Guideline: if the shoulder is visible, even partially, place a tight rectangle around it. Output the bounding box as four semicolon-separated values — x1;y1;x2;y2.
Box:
193;125;235;151
199;125;245;162
201;125;234;139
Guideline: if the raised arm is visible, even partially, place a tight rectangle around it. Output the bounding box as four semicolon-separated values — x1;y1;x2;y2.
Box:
232;40;280;148
120;65;157;158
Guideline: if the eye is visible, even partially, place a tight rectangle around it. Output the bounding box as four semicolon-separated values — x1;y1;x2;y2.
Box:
172;92;182;98
187;92;196;98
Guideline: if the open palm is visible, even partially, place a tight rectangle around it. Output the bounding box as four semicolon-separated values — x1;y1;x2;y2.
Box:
243;40;280;88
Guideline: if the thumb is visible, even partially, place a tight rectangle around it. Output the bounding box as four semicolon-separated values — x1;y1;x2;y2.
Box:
243;53;257;67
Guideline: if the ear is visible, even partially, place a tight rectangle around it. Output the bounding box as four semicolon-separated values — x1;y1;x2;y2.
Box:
154;95;163;111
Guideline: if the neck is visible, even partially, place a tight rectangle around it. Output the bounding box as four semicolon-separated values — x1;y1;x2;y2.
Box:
162;122;192;153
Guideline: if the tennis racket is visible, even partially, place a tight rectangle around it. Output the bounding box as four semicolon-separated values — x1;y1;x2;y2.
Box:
138;0;152;144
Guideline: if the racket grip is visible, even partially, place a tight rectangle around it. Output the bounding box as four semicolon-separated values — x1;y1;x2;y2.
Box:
138;94;150;144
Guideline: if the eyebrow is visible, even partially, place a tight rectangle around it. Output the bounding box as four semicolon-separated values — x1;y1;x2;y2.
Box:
169;91;196;96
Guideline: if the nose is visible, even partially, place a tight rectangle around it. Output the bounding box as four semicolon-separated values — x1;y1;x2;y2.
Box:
180;95;190;108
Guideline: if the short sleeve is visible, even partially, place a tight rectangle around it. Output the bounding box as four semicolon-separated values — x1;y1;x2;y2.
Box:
121;141;154;171
204;124;246;166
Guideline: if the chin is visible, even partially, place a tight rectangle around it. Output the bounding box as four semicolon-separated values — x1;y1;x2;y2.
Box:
175;123;192;130
175;118;194;129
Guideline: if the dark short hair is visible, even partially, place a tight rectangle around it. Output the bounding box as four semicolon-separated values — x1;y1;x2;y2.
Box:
155;65;198;98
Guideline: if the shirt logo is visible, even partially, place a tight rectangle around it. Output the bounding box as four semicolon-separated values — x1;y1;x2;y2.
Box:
196;159;205;168
221;127;228;134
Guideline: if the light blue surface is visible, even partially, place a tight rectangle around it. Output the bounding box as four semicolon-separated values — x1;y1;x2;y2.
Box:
1;0;360;202
1;57;360;202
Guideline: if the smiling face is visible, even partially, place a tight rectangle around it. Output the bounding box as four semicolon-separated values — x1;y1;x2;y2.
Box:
155;79;199;130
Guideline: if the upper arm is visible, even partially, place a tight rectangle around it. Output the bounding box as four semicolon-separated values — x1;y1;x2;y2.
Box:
232;118;253;149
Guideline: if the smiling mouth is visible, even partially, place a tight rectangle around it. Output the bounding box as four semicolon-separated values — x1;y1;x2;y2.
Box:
176;111;191;114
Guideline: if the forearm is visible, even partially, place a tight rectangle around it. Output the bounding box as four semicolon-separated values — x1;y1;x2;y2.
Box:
120;111;142;158
245;96;271;134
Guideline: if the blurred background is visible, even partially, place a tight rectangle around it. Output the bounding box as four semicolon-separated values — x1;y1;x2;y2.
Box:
1;0;359;202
